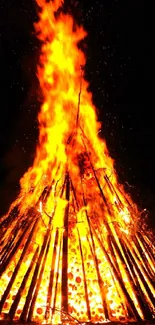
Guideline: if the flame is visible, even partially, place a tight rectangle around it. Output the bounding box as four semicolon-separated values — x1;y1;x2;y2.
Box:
0;0;154;324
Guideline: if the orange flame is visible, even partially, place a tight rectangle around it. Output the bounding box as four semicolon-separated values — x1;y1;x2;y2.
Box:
0;0;154;324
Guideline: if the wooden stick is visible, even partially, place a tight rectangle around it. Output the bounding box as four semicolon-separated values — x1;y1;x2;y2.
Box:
118;235;153;319
52;231;62;320
87;233;109;320
77;228;91;320
8;246;39;320
61;172;70;315
0;219;38;314
138;233;155;265
122;240;154;315
104;174;124;209
107;234;133;319
28;231;51;321
130;236;155;285
45;229;59;320
20;224;50;322
0;205;19;237
90;223;142;321
82;176;111;319
133;235;154;278
125;240;155;313
109;232;149;320
0;211;38;273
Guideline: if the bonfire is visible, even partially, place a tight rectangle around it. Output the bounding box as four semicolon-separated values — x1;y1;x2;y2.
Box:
0;0;154;324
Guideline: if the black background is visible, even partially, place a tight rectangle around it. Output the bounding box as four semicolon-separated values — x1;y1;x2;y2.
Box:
0;0;154;230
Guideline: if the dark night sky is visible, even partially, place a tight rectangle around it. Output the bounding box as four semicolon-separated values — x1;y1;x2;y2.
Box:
0;0;154;230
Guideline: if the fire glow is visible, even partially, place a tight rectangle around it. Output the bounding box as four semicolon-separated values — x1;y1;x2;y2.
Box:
0;0;155;324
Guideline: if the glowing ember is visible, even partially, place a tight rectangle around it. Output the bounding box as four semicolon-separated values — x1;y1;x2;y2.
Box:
0;0;155;324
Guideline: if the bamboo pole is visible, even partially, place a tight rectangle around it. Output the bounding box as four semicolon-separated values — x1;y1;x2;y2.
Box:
104;174;124;209
61;172;70;316
106;234;133;319
45;228;59;321
81;176;111;319
110;266;128;318
0;205;19;237
124;241;155;312
77;228;91;320
87;233;109;320
90;223;142;321
8;246;39;320
122;240;154;314
80;135;110;209
129;236;155;286
117;235;153;318
0;219;38;314
0;224;30;276
133;235;154;278
117;185;135;210
0;212;31;262
138;232;155;265
72;176;109;319
0;232;18;266
20;223;50;322
109;232;150;320
28;232;51;321
0;211;38;274
52;231;62;320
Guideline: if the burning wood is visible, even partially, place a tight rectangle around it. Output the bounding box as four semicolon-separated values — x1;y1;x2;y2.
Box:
0;0;155;324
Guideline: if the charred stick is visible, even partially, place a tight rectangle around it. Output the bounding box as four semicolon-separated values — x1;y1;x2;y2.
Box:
87;234;109;320
117;186;134;209
28;232;51;321
0;216;36;276
118;236;153;319
77;228;91;320
122;242;154;316
133;235;154;278
9;246;39;320
107;235;133;319
76;67;83;127
61;173;70;314
0;214;33;264
45;229;59;320
109;233;148;320
20;225;50;322
0;233;18;266
104;174;123;208
52;232;62;319
0;219;38;314
126;242;155;311
124;234;155;288
81;136;110;210
138;233;155;266
91;224;142;321
0;205;19;237
81;178;109;318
